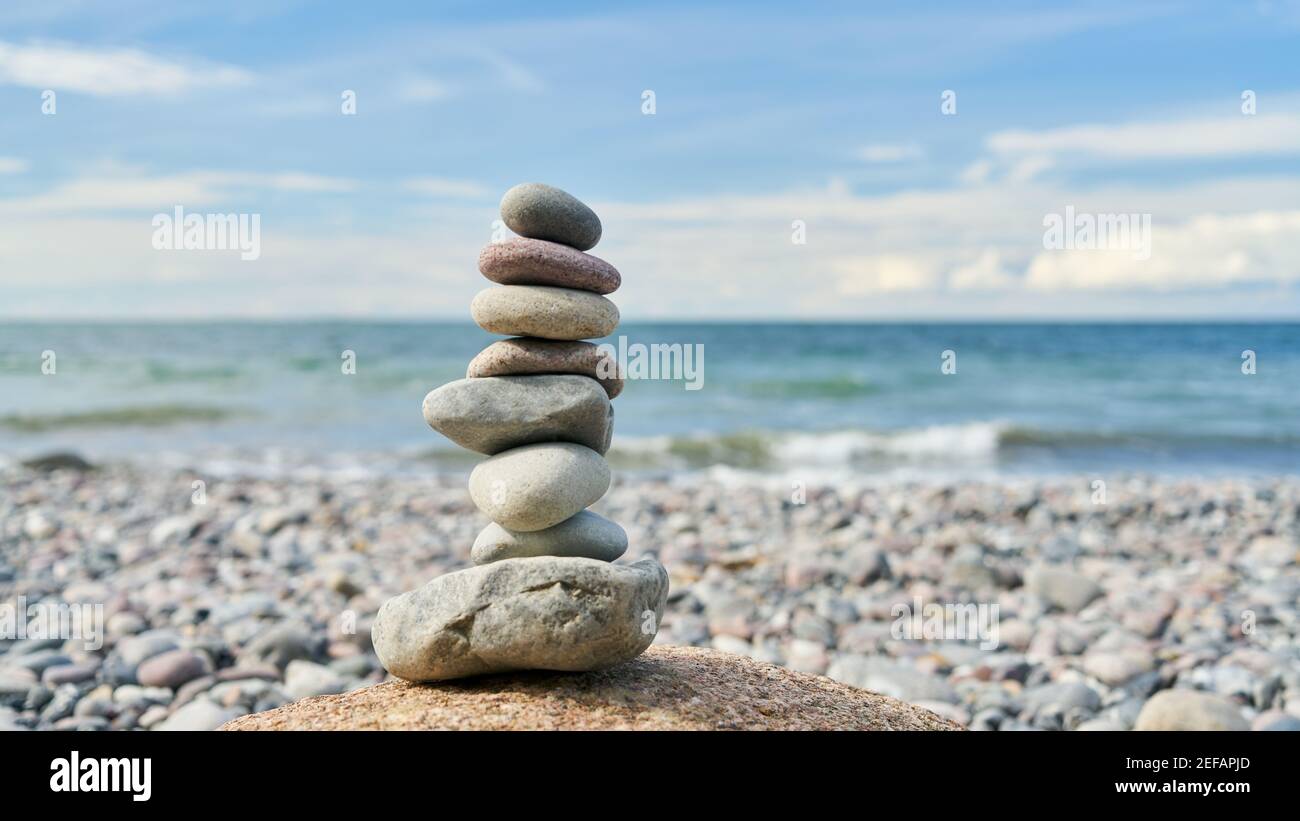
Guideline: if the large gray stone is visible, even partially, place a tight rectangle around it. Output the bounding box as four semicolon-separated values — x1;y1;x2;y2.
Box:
422;375;612;455
372;556;668;682
500;182;602;251
468;442;610;531
472;510;628;565
471;286;619;341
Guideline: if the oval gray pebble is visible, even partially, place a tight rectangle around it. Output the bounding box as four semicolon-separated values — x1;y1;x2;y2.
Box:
472;510;628;565
468;442;610;531
500;183;602;251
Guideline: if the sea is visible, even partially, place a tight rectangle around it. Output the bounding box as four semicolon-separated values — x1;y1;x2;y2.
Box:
1;321;1296;479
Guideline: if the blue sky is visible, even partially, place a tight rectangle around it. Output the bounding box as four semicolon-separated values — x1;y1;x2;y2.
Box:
2;0;1299;318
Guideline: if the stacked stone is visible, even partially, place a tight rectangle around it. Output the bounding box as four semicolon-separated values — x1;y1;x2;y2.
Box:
371;183;668;683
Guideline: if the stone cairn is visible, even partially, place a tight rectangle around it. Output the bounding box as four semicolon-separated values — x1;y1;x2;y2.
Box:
372;183;669;682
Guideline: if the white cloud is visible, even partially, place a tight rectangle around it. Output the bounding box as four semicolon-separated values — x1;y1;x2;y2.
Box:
5;164;1300;318
0;170;358;214
858;143;924;163
0;156;27;174
958;159;993;185
833;254;937;294
988;113;1300;160
1026;210;1300;291
403;177;492;199
949;249;1018;290
396;74;452;102
0;40;252;96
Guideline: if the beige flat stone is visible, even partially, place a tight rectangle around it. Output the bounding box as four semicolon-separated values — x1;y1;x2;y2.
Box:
471;286;619;341
467;338;623;399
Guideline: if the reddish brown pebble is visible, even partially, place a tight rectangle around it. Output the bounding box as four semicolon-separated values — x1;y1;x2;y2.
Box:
467;337;624;398
479;238;621;295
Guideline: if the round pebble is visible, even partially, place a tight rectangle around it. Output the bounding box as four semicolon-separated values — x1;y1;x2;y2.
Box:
468;442;611;531
500;182;602;251
479;237;620;294
471;285;619;341
467;338;623;398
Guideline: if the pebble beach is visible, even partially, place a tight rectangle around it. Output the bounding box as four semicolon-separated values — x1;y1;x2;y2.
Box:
3;460;1297;731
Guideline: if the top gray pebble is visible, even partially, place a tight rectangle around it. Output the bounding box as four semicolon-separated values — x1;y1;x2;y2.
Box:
500;183;602;251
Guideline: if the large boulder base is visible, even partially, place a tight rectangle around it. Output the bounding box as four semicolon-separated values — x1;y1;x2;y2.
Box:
222;645;963;730
371;556;667;681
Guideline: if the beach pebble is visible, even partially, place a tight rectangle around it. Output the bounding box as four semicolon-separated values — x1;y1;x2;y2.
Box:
283;660;348;700
112;684;174;710
467;337;623;398
0;671;35;709
826;656;960;704
1024;565;1103;613
23;512;57;539
54;716;109;731
155;699;241;731
479;237;620;294
240;622;317;670
1134;689;1249;731
471;510;627;565
468;442;611;531
39;686;80;723
116;630;181;668
138;705;170;729
423;375;613;455
1082;650;1156;686
41;662;100;687
372;556;668;681
471;286;619;340
1252;710;1300;731
1021;681;1102;714
500;182;602;251
136;649;212;689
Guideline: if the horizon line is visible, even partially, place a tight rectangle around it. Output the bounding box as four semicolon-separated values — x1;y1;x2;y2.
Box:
3;315;1299;325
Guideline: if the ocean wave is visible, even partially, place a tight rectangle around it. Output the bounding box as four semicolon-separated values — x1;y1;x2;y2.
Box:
739;376;879;399
0;404;243;432
608;422;1008;470
608;422;1300;470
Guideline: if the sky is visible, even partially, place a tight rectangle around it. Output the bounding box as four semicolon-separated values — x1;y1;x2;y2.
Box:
2;0;1299;320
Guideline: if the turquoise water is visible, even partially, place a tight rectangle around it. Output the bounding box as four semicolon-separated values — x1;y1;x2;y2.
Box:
1;321;1296;475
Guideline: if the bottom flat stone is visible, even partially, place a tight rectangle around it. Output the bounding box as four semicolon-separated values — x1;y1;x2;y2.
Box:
371;556;668;682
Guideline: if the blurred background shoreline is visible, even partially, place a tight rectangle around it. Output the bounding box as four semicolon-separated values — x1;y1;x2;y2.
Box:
4;319;1297;480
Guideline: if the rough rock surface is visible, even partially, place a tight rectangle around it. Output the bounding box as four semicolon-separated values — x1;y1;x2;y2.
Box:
371;556;668;681
471;285;619;341
499;182;602;251
472;510;628;565
479;237;620;294
467;338;624;398
222;645;963;730
422;375;612;455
